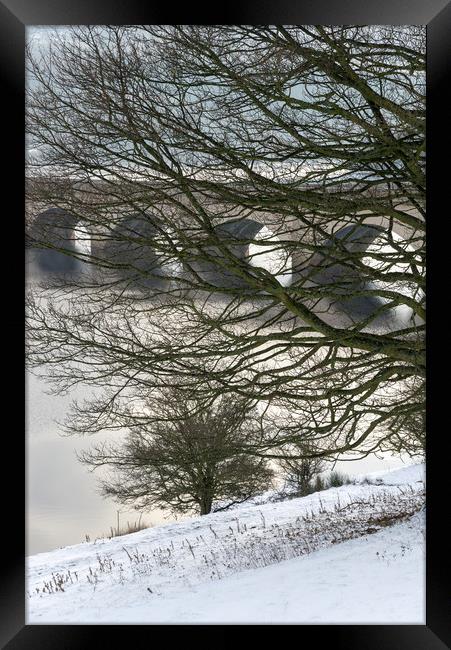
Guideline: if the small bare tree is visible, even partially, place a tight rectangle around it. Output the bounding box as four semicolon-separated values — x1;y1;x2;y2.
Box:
277;441;326;496
78;389;274;516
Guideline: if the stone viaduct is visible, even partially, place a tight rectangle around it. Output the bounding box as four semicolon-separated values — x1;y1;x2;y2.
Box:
26;183;424;330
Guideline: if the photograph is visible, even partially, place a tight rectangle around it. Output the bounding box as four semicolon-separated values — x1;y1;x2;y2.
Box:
0;2;448;643
24;24;427;626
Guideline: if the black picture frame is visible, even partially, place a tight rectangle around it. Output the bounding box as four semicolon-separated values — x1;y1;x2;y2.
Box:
1;0;449;646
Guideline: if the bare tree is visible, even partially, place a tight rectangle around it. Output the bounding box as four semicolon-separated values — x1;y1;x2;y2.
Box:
277;441;326;496
26;25;425;459
78;388;274;516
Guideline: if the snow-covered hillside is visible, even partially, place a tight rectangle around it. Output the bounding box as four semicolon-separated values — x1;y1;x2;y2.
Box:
27;463;425;624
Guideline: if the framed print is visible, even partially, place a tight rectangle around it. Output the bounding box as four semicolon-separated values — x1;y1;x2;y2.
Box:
1;0;449;646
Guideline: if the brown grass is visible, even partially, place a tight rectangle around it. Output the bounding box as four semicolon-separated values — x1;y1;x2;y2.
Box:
108;512;151;538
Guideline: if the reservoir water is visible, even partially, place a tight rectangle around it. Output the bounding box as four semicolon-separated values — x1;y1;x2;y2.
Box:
26;370;179;555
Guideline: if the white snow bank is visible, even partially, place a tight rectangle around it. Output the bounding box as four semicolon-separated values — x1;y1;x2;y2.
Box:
27;463;425;624
215;460;425;510
149;511;425;624
354;461;425;486
90;512;425;624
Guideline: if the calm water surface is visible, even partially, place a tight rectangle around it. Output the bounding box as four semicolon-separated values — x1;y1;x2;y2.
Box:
26;371;180;556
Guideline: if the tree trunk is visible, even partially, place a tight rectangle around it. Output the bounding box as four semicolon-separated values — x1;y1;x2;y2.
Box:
199;495;213;515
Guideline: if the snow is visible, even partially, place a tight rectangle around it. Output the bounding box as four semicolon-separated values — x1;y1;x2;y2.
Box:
64;513;423;624
26;463;425;624
353;462;425;486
